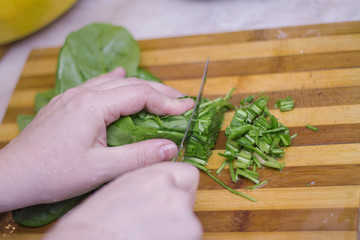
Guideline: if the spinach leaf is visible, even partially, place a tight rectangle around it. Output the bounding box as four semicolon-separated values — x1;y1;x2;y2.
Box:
131;68;163;83
17;115;35;131
34;89;56;114
55;23;140;94
16;89;56;131
12;194;88;227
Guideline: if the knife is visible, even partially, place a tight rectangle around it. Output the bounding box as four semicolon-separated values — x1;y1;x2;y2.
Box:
173;58;209;162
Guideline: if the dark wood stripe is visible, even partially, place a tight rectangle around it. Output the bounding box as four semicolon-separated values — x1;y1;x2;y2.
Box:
145;51;360;79
28;21;360;58
137;21;360;50
5;86;360;123
196;208;358;232
3;108;34;123
15;75;56;89
199;164;360;190
214;86;360;109
215;123;360;149
1;123;359;151
2;207;357;233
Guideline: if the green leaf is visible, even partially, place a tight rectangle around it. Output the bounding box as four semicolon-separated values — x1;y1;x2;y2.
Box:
131;68;163;83
56;23;140;94
17;115;35;131
35;89;56;114
12;194;88;227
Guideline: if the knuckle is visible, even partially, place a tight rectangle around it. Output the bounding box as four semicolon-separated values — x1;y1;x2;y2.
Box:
63;91;96;111
135;149;149;168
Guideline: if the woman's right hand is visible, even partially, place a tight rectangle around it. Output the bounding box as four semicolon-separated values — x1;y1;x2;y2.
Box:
44;162;202;240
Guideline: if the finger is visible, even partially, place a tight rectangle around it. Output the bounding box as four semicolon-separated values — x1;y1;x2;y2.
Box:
96;84;194;124
91;139;178;177
143;162;200;197
80;67;127;88
93;78;187;98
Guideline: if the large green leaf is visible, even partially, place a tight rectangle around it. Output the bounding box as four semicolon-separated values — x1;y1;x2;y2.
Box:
55;23;140;94
12;194;89;227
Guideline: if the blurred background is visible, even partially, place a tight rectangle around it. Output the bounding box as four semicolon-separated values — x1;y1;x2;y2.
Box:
0;0;359;123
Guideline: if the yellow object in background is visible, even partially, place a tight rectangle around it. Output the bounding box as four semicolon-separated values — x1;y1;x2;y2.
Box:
0;0;77;45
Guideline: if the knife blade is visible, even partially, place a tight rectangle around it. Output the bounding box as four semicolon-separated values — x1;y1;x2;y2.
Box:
173;58;209;162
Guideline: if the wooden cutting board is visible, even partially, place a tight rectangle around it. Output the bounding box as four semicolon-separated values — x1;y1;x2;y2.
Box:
1;21;360;240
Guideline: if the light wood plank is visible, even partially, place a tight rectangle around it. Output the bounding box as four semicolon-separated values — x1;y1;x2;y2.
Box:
222;105;360;129
140;34;360;66
10;67;360;108
165;68;360;96
207;143;360;169
20;34;360;77
1;105;359;141
8;88;49;108
0;123;20;139
194;186;360;211
203;231;357;240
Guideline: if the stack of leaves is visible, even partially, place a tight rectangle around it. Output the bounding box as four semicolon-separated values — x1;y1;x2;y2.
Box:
107;90;234;163
217;95;295;198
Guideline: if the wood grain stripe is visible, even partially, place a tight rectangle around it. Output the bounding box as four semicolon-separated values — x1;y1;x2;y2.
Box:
0;234;43;240
197;208;358;232
194;186;360;211
215;123;360;148
203;231;357;240
20;50;360;79
25;22;360;58
227;86;360;109
137;21;360;50
166;68;360;96
140;34;360;66
7;88;49;108
222;105;360;129
5;86;360;123
15;68;360;93
1;123;359;151
207;144;360;169
198;165;360;190
146;51;360;80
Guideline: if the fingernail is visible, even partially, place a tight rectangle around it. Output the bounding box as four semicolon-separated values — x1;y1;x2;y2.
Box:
160;143;178;161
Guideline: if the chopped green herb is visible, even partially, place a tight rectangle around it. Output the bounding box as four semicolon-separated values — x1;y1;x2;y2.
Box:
275;96;294;112
219;94;294;201
305;124;319;132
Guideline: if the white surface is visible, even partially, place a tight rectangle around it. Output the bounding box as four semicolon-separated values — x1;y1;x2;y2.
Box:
0;0;360;123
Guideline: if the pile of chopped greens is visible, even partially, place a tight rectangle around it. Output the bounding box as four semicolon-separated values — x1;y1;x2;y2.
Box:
217;95;296;200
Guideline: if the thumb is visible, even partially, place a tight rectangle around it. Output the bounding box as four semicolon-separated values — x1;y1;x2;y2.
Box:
91;139;178;179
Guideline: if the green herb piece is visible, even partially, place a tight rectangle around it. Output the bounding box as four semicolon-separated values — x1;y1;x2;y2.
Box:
216;160;228;175
240;95;254;105
236;169;260;184
275;96;294;112
263;127;288;134
305;124;319;132
185;160;256;202
264;161;285;170
246;180;269;190
290;133;298;139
